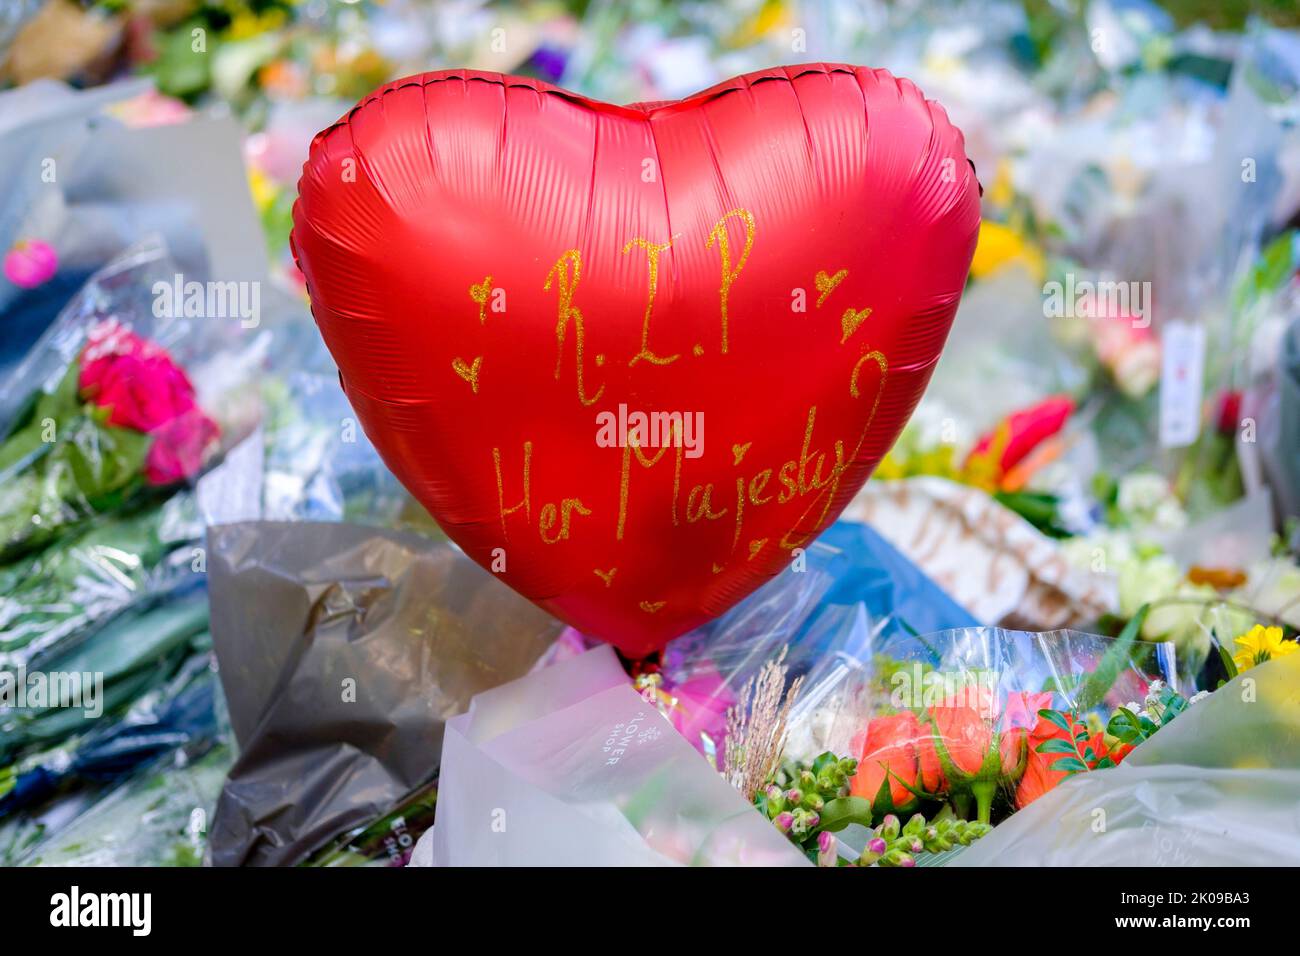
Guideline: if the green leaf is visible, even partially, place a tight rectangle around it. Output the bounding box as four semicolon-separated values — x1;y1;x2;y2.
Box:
1107;707;1147;744
1076;604;1150;710
1216;639;1240;680
811;752;838;775
1037;708;1073;734
813;797;875;834
1048;756;1090;775
1035;738;1077;755
1040;673;1082;694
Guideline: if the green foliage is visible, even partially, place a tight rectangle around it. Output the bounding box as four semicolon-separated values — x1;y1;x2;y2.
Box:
857;811;992;868
0;366;151;564
1075;604;1149;710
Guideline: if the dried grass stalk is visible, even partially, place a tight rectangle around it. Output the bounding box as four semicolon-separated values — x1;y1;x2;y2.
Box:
724;646;804;801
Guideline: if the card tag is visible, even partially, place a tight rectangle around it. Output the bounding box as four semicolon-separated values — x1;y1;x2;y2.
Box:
1158;321;1206;449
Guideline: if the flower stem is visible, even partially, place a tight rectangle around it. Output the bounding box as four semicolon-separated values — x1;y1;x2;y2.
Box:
971;780;997;825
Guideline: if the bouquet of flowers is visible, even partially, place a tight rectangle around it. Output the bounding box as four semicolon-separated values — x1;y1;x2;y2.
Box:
0;236;269;557
731;612;1174;861
952;651;1300;866
0;317;219;563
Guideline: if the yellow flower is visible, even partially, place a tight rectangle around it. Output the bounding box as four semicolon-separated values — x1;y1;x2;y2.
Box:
726;0;792;47
246;165;279;214
969;220;1045;283
1232;624;1298;672
986;159;1016;210
226;8;288;41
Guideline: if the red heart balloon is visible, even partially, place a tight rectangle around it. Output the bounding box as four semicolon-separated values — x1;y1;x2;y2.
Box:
292;64;980;658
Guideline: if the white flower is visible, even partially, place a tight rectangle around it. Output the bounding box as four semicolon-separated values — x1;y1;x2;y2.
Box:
1117;555;1182;616
1151;498;1188;532
1188;691;1210;705
1115;471;1187;531
1117;472;1171;516
1143;680;1168;721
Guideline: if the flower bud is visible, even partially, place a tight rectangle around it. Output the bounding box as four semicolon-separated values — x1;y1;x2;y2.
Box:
881;848;915;867
877;814;901;841
857;837;888;866
817;831;837;867
765;785;786;814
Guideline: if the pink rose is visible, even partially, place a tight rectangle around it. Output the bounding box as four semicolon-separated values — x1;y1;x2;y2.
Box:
1090;312;1160;398
79;321;199;433
5;239;58;289
1000;690;1055;732
143;409;220;485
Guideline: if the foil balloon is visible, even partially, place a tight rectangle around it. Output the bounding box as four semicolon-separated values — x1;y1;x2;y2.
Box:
292;64;981;658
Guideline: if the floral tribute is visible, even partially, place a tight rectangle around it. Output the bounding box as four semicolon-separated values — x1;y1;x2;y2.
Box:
0;319;219;561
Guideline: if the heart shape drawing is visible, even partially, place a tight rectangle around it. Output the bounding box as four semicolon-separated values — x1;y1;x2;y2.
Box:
292;65;980;657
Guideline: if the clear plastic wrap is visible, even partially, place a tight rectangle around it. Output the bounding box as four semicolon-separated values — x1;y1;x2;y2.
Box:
0;591;210;762
544;520;979;763
786;624;1177;829
0;648;222;822
0;490;203;669
0;744;234;867
952;653;1300;865
0;237;265;564
418;646;807;867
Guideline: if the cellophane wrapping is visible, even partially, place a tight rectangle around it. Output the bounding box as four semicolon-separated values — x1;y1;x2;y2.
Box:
953;653;1300;865
419;646;807;867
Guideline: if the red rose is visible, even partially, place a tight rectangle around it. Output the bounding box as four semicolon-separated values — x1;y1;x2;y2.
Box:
79;320;198;433
1214;391;1242;436
143;408;220;485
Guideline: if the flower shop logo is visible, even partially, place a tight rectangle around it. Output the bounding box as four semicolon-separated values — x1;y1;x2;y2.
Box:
602;711;654;766
152;273;261;329
889;664;997;711
0;666;103;718
49;886;151;936
1042;274;1151;328
595;404;704;459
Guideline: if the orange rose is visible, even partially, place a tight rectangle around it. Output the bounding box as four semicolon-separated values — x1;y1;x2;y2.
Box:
930;690;997;777
928;688;1038;823
1015;711;1132;809
916;727;945;793
851;711;927;814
